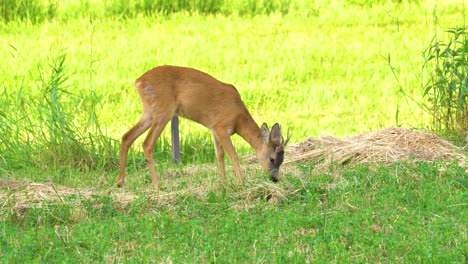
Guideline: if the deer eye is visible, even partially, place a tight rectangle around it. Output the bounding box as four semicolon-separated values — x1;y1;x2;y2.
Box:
269;157;275;163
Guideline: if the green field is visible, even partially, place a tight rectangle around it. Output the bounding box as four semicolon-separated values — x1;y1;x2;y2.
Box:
0;0;467;262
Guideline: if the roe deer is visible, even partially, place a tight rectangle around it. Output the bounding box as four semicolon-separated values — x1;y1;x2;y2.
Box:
118;65;290;190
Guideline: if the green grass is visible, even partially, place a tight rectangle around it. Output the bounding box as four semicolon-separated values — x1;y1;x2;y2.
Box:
1;161;466;262
422;25;468;133
0;0;467;262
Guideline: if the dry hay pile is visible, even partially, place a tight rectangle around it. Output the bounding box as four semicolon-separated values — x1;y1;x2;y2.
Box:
0;178;296;214
288;127;466;166
0;179;139;213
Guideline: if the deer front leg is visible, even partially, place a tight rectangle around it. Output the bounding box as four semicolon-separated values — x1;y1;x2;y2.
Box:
212;132;226;180
213;129;243;183
118;114;152;187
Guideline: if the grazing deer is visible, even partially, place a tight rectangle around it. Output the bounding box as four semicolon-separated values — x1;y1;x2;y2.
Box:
118;65;290;190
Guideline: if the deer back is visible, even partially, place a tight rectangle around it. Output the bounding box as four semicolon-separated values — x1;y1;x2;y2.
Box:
134;66;249;130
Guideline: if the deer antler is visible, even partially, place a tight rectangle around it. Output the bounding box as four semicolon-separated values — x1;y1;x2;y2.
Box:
282;128;292;147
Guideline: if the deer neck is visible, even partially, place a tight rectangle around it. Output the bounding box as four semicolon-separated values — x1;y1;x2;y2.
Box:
236;115;264;153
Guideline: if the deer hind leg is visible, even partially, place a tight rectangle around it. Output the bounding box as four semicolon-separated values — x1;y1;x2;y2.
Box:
142;112;174;190
118;113;152;187
212;132;226;180
213;129;243;183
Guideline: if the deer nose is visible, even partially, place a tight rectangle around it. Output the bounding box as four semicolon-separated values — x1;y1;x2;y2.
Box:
271;169;279;182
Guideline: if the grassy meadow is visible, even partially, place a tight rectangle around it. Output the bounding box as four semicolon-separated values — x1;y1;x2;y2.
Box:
0;0;467;262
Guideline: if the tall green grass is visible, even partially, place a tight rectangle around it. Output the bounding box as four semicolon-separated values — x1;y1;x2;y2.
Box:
0;0;56;23
422;26;468;134
384;3;467;137
0;0;426;24
1;0;309;23
0;1;466;181
0;51;118;173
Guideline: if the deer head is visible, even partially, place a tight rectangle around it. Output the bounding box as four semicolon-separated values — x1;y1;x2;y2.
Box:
258;123;291;182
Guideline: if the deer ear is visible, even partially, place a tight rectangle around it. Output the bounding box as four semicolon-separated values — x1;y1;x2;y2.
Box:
261;123;270;142
269;123;282;145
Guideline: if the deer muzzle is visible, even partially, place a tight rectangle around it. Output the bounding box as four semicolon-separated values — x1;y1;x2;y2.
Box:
271;169;279;182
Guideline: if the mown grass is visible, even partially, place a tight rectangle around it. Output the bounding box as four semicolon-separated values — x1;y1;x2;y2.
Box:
1;161;466;262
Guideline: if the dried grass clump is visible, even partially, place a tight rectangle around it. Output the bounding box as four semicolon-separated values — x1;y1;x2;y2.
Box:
288;127;466;166
0;179;136;214
0;177;299;214
234;182;288;203
0;178;210;213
